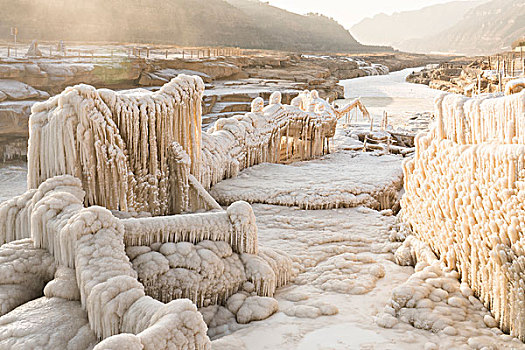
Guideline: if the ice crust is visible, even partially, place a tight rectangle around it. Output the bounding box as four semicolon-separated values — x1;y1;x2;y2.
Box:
210;152;403;210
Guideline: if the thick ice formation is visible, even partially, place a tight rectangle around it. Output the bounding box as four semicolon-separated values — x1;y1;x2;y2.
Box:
28;75;205;215
0;176;212;348
197;90;354;189
0;297;98;349
121;201;258;255
210;152;403;210
505;78;525;96
127;240;290;307
377;235;524;349
0;174;297;348
402;86;525;340
0;239;55;316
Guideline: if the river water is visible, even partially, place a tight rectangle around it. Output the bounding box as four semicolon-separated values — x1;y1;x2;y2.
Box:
0;68;441;204
338;67;443;127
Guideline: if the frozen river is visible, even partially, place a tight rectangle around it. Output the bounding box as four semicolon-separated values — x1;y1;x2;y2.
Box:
339;67;442;116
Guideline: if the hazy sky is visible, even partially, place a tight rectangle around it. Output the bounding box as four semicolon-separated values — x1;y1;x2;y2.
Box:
267;0;474;28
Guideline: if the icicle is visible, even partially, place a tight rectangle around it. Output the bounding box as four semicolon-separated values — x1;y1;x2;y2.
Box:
403;90;525;341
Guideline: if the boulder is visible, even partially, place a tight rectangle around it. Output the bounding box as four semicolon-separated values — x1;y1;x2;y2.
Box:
0;80;46;100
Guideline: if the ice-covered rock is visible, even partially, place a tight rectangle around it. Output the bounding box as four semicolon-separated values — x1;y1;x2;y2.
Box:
0;239;55;316
0;297;98;349
378;235;523;349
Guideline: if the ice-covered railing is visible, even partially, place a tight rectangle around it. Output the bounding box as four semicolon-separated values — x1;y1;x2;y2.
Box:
402;84;525;340
122;201;258;255
436;89;525;144
26;75;366;215
0;175;292;347
196;90;368;188
334;98;370;122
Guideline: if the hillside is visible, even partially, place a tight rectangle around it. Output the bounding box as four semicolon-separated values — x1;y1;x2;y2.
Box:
350;1;483;48
225;0;362;52
0;0;389;53
403;0;525;55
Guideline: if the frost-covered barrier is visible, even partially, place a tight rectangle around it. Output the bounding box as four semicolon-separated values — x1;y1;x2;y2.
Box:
28;75;205;216
0;176;211;349
401;86;525;340
197;90;368;190
0;173;293;348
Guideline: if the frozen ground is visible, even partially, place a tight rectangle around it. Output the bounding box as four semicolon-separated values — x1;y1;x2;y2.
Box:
210;152;403;210
212;205;523;349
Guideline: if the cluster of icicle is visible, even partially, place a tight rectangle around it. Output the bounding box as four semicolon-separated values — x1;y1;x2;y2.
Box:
28;75;204;216
402;85;525;340
0;175;211;348
26;74;363;215
122;201;258;256
198;90;342;189
0;175;293;348
436;90;525;145
0;74;302;348
121;199;292;307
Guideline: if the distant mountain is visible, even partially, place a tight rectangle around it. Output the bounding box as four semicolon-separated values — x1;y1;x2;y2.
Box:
351;0;525;55
0;0;390;53
351;1;483;47
403;0;525;55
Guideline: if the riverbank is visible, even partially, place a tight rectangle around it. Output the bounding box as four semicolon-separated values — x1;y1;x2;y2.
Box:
406;52;525;96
